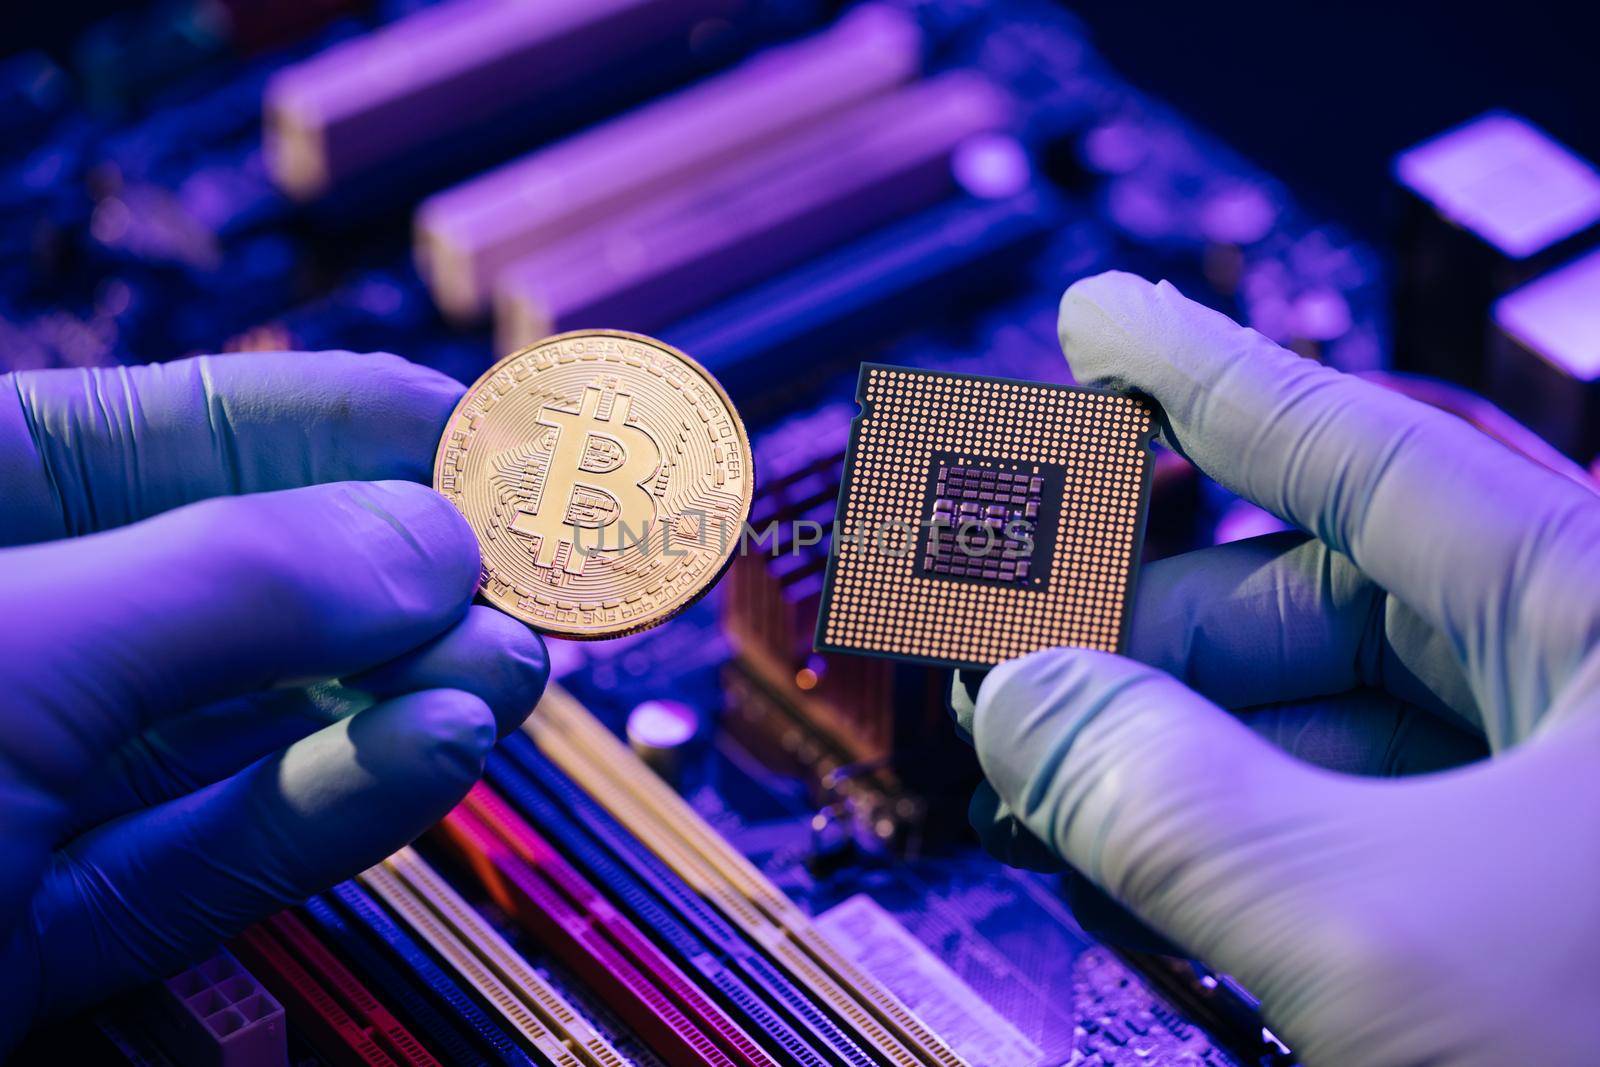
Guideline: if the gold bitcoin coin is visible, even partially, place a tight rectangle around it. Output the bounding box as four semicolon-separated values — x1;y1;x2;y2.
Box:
434;330;753;639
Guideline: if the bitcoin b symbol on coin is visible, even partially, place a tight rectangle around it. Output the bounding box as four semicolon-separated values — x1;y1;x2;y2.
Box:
507;385;661;574
436;330;752;639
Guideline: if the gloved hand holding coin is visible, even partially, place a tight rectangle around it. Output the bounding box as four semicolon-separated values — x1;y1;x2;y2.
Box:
0;352;550;1048
0;330;753;1051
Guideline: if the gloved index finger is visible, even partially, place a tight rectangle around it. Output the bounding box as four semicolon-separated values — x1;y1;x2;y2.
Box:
0;351;462;547
1057;271;1600;748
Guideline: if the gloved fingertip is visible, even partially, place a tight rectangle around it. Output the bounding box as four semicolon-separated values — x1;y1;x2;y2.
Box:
978;645;1157;718
1058;270;1155;345
28;687;501;1010
360;349;464;394
972;646;1104;736
408;690;497;784
1060;268;1149;308
292;349;465;419
347;606;547;737
467;609;548;736
336;688;495;793
1056;270;1237;415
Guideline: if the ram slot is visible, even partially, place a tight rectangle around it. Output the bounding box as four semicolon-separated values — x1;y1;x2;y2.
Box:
436;803;742;1067
465;782;809;1067
322;880;541;1067
300;893;501;1067
527;687;966;1067
229;922;405;1067
531;724;924;1067
359;851;619;1067
264;911;443;1067
416;4;919;320
487;743;867;1067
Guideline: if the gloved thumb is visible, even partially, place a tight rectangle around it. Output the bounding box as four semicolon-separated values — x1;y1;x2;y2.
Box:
971;648;1347;968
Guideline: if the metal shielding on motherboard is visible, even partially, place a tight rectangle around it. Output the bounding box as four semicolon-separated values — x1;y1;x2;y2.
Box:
526;686;967;1067
816;364;1156;670
358;849;620;1067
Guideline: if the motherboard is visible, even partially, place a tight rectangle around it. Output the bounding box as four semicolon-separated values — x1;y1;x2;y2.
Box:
7;0;1598;1064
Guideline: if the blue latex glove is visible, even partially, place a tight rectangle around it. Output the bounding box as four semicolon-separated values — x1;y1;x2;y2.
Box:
954;273;1600;1065
0;352;548;1051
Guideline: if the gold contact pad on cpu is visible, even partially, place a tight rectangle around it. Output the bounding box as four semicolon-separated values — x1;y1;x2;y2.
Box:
815;364;1155;670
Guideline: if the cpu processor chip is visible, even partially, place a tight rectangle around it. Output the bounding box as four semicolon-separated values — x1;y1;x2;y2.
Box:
815;364;1155;669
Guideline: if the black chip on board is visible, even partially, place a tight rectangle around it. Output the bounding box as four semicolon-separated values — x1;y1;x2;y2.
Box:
914;454;1066;589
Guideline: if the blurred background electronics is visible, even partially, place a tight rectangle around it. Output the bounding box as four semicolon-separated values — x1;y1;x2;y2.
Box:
6;1;1597;1064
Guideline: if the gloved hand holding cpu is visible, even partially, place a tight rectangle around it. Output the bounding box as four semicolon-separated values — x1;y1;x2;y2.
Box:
953;272;1600;1066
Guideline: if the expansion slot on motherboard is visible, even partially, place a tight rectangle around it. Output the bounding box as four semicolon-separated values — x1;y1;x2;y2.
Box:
492;72;1008;349
265;0;744;199
300;891;507;1067
526;686;967;1067
416;4;920;321
321;880;542;1067
438;787;772;1067
487;741;868;1067
358;848;624;1067
230;913;440;1067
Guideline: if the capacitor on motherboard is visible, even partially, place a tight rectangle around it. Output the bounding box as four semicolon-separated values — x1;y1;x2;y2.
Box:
625;699;701;785
806;803;858;878
1393;112;1600;390
1197;180;1277;296
1489;248;1600;464
951;133;1031;200
1078;118;1148;177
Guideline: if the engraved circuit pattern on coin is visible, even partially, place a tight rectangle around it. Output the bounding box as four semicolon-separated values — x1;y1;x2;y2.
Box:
435;330;753;639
